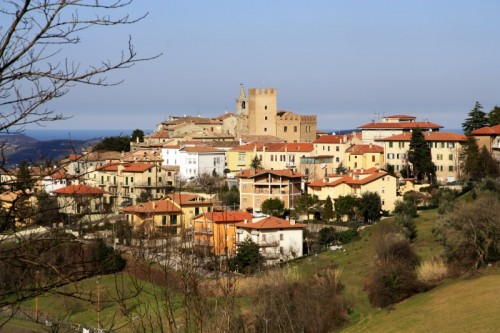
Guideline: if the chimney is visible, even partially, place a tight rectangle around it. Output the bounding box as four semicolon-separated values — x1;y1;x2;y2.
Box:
244;219;248;224
290;218;296;225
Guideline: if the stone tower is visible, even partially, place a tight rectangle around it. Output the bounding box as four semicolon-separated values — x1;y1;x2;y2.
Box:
248;88;277;137
235;84;249;138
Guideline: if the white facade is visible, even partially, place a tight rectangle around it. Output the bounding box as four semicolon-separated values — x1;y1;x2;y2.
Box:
162;145;226;180
235;217;304;263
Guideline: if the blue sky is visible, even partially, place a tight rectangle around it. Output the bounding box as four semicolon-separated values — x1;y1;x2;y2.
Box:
42;0;500;132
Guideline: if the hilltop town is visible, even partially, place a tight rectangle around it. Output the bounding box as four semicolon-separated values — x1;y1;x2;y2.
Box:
1;86;500;332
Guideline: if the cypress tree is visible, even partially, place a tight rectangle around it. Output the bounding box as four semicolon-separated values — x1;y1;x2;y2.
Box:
408;128;435;182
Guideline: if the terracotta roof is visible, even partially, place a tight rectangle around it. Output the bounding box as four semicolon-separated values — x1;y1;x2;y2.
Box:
52;184;104;195
346;144;384;154
163;144;181;149
313;134;352;144
216;113;236;120
147;131;170;139
0;191;22;202
230;142;313;153
377;132;466;142
200;211;254;223
96;162;155;172
122;200;181;213
308;168;391;188
235;216;305;229
472;124;500;135
357;121;443;129
166;193;212;205
181;146;224;153
237;169;304;179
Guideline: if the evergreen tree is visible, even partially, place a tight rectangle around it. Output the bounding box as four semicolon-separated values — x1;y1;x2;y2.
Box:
322;195;334;221
462;101;488;134
488;105;500;126
250;155;262;170
15;161;35;192
293;193;319;220
477;146;500;179
229;237;264;274
408;128;435;182
261;198;285;217
131;129;145;142
92;135;131;152
334;195;360;221
460;135;481;181
335;162;347;174
360;192;382;223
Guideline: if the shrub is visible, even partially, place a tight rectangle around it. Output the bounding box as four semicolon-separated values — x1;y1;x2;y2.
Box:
366;221;426;307
394;213;417;240
393;199;418;218
417;259;448;283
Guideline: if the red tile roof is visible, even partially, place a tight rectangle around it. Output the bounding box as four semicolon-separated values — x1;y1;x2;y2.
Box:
96;162;155;172
122;200;182;213
377;132;466;142
346;144;384;154
472;124;500;135
358;121;443;129
313;134;352;144
200;211;254;223
237;169;304;179
147;131;170;139
308;168;391;188
235;216;305;229
230;142;313;153
166;193;212;205
52;184;104;195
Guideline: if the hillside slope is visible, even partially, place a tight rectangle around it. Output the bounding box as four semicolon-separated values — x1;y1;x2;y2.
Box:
341;268;500;333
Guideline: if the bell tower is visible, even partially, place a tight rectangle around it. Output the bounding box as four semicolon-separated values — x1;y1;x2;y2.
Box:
236;84;249;138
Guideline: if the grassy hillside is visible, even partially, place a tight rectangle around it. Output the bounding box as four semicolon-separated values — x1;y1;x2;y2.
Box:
341;268;500;333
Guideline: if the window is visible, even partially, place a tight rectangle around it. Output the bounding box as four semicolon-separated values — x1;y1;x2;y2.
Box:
294;126;297;132
284;126;287;132
436;154;443;160
170;215;177;225
389;142;393;148
336;157;340;162
448;154;453;161
195;207;199;215
264;116;267;120
264;127;267;132
387;153;394;159
372;156;375;162
262;234;266;241
336;146;339;152
280;233;284;241
265;106;268;110
243;197;247;204
449;165;454;172
162;216;167;226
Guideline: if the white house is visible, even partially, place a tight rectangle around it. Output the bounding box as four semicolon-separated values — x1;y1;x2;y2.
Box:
234;216;305;264
162;144;226;180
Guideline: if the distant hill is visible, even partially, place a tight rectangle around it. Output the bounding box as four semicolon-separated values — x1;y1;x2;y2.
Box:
0;133;99;166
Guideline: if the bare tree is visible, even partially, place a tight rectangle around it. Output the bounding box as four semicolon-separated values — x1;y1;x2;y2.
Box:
0;0;159;134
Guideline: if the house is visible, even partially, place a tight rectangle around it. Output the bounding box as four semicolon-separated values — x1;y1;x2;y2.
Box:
123;193;213;234
192;211;254;256
308;168;398;213
235;216;305;263
376;131;467;183
237;169;304;211
226;142;314;174
63;151;122;178
51;184;106;223
472;124;500;163
358;114;443;143
41;168;71;194
88;162;173;207
345;143;385;171
161;144;226;180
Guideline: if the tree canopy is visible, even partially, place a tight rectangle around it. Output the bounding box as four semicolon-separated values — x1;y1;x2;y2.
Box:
261;198;285;217
408;127;435;183
488;106;500;126
92;136;131;152
462;101;488;134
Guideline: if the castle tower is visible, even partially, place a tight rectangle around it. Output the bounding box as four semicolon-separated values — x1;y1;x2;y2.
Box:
236;84;249;138
248;88;277;137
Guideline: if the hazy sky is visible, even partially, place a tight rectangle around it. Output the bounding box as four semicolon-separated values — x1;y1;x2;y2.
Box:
39;0;499;132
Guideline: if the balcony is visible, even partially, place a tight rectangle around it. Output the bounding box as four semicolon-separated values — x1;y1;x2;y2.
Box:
194;239;214;247
257;240;279;247
194;228;213;235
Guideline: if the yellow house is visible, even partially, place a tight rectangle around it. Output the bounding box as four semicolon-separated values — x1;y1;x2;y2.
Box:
308;168;398;212
376;131;466;184
226;142;314;174
345;144;384;170
52;184;106;224
123;193;213;234
192;211;254;256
